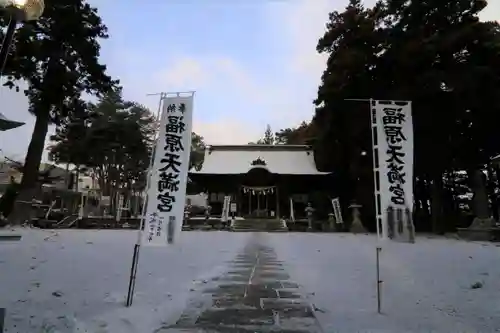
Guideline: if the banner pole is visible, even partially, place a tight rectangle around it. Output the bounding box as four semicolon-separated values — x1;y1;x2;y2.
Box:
346;98;382;239
126;92;166;307
369;98;383;240
376;246;382;313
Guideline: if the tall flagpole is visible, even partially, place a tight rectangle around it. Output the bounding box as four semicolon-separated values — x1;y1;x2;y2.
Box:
345;98;383;239
126;92;166;307
344;98;414;315
345;98;384;314
135;93;166;244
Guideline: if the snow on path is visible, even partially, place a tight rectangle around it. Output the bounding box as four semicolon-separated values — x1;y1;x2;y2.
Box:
0;229;251;333
2;230;499;332
271;233;500;332
161;232;323;332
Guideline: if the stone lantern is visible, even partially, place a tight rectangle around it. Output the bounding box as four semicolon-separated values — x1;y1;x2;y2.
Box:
349;202;367;234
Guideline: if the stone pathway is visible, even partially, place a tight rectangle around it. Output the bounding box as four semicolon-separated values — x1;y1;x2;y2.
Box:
158;233;323;332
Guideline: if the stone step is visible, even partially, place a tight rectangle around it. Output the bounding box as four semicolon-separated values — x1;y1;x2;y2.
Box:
231;218;288;232
234;221;283;226
231;229;261;232
232;226;288;232
233;230;287;232
234;221;283;227
237;222;285;224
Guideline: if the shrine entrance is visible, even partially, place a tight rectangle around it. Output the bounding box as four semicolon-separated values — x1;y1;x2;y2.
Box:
240;166;280;219
241;186;278;218
189;144;334;225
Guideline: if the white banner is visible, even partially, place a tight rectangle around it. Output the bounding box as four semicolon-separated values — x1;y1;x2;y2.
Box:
331;198;343;224
372;100;414;241
142;94;194;246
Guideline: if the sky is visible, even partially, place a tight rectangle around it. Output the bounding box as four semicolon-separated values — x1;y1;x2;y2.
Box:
0;0;499;162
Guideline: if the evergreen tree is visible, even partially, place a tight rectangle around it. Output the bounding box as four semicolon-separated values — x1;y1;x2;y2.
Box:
257;124;275;145
1;0;118;224
312;0;500;232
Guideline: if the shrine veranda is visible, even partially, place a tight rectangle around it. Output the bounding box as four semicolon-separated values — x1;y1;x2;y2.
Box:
189;144;333;220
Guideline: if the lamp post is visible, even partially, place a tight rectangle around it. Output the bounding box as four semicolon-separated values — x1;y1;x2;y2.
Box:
0;0;45;74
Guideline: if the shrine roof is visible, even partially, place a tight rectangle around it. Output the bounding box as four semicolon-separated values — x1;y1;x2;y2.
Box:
190;144;329;175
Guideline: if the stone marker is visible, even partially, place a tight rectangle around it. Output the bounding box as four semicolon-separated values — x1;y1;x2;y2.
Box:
349;203;367;234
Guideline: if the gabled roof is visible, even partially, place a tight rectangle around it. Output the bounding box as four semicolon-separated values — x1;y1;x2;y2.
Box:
190;144;329;175
0;112;24;131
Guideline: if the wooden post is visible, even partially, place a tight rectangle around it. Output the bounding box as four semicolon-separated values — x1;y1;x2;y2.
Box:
126;243;140;307
237;187;242;216
276;187;280;220
257;192;260;214
376;246;382;313
248;190;251;216
265;191;268;215
78;192;84;220
0;307;5;333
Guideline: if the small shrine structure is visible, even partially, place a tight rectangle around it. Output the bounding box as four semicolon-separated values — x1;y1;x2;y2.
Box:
189;144;332;219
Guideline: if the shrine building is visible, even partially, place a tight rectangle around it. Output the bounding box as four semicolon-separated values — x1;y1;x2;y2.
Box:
189;144;332;220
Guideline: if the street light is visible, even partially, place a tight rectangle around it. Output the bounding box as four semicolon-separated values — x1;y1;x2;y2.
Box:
0;0;44;74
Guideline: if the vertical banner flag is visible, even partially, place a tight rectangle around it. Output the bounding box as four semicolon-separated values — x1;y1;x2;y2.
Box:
331;198;343;225
142;94;194;246
371;100;414;240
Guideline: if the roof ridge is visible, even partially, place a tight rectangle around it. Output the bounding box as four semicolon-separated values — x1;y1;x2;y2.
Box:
192;146;329;175
206;144;313;151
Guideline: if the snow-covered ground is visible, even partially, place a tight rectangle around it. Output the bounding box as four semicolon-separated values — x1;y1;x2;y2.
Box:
0;229;251;333
1;229;499;332
271;233;500;332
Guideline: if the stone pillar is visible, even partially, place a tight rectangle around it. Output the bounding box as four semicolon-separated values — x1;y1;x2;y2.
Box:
237;188;241;217
349;203;367;234
405;207;415;243
328;213;335;231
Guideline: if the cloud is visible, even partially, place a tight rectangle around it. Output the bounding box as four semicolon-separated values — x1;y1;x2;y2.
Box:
481;0;499;22
155;55;272;104
149;1;337;145
2;0;498;159
193;118;259;145
280;0;497;82
159;57;209;90
152;54;285;144
281;0;333;77
132;0;498;148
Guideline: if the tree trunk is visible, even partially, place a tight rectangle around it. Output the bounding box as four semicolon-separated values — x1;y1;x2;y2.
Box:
8;113;50;225
414;177;428;231
486;164;498;222
494;165;500;221
430;172;445;234
64;163;70;188
467;168;492;228
75;165;80;191
421;178;431;216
